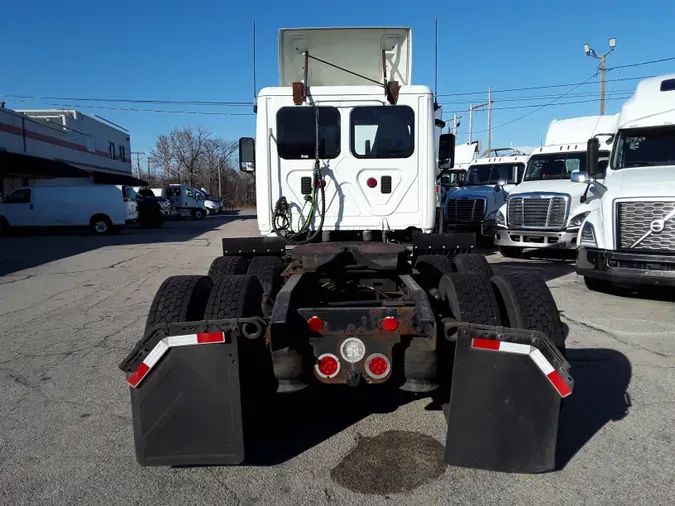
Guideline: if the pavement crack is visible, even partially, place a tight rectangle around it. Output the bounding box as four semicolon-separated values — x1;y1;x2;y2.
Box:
0;275;34;285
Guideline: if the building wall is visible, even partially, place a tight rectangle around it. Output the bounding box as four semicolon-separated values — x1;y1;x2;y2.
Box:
0;107;132;175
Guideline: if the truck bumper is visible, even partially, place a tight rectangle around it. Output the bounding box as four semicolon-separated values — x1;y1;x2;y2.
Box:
576;247;675;287
494;228;578;250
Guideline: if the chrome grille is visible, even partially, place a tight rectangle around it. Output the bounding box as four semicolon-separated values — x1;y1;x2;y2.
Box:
617;200;675;252
446;198;486;224
507;194;569;229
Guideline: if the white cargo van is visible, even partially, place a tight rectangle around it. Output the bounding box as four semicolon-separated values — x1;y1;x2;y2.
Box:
0;185;129;235
576;74;675;290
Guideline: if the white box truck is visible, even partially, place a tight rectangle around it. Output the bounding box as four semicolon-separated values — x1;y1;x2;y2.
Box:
0;184;129;235
493;115;618;257
575;74;675;290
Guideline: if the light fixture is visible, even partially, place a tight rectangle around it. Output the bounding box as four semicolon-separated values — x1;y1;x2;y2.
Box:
609;38;616;49
583;43;591;55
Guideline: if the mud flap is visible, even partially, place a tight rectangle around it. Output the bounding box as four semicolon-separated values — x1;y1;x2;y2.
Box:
444;323;573;473
119;320;263;466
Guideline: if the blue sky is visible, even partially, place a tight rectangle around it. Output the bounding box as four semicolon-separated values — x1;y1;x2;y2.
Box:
2;0;674;158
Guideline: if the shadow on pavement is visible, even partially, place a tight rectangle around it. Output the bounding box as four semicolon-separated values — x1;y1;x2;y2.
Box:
491;260;576;283
0;210;252;276
556;347;632;470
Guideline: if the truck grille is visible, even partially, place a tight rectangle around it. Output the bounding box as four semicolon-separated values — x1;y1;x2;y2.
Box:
617;200;675;252
507;195;569;229
446;198;486;224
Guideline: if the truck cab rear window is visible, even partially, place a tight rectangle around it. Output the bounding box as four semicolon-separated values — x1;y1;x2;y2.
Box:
351;106;414;159
276;107;341;160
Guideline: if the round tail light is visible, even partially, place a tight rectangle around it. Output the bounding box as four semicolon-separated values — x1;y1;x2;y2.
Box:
366;177;377;188
382;316;398;331
316;353;340;379
366;353;391;379
307;316;324;332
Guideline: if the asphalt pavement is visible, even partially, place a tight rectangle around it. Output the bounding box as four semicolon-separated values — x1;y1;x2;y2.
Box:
0;210;673;505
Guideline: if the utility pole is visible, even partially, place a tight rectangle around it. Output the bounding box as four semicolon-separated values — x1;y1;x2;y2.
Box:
147;158;151;186
451;113;462;135
217;158;222;200
487;86;493;152
584;38;616;115
468;97;490;143
131;151;145;179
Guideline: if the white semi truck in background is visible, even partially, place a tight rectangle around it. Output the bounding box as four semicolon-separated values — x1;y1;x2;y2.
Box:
494;115;619;257
575;74;675;290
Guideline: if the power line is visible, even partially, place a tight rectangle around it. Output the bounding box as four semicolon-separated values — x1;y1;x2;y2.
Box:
439;89;636;106
609;56;675;70
0;93;253;107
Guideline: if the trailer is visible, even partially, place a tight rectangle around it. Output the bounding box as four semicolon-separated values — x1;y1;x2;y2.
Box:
119;27;573;474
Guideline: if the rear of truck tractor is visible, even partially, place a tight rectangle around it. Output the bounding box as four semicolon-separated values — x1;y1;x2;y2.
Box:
120;235;573;473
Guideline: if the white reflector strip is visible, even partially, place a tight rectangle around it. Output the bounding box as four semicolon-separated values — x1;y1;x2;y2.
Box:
127;331;226;388
471;337;572;398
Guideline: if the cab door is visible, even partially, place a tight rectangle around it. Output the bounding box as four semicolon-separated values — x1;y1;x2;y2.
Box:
0;188;34;226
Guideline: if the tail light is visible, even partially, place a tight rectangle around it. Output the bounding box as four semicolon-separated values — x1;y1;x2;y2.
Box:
307;316;324;332
382;316;398;331
122;186;129;202
366;353;391;379
435;184;440;205
315;353;340;378
366;177;378;188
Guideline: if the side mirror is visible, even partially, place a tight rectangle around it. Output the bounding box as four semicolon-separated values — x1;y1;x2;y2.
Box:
494;178;507;191
438;133;455;169
239;137;255;172
586;137;600;177
571;170;589;183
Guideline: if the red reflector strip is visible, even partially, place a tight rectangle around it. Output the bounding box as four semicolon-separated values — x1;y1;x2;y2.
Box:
127;331;226;388
471;338;572;398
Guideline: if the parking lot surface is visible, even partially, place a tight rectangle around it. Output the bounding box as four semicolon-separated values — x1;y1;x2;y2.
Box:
0;210;673;506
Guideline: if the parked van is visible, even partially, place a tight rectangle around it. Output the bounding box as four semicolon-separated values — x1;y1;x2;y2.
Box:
116;185;140;223
0;185;129;235
164;184;207;220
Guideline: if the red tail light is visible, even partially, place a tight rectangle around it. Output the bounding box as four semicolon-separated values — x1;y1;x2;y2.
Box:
316;354;340;378
307;316;324;332
382;316;398;331
366;353;391;379
366;177;377;188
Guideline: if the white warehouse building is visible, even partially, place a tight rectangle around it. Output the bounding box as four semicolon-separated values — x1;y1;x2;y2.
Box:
0;103;146;196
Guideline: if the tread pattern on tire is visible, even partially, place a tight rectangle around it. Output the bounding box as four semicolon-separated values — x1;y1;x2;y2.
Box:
452;253;494;279
415;254;455;289
144;275;213;335
204;274;263;319
439;273;502;325
246;256;284;296
490;271;565;350
207;256;249;282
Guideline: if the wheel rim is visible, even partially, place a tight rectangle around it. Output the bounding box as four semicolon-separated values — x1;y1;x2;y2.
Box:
197;211;203;218
95;221;108;233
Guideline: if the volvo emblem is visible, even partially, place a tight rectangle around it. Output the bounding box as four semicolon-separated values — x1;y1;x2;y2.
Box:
650;219;665;233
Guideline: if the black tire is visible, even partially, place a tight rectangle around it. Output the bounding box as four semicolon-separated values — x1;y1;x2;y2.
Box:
415;254;454;290
0;217;9;236
490;272;565;353
192;208;205;220
453;253;494;279
90;214;113;235
144;275;213;336
499;246;523;258
584;276;612;293
247;256;284;296
207;255;249;282
438;273;502;326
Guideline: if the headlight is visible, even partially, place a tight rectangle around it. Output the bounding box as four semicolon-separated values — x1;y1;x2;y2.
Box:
486;210;497;221
496;210;506;227
580;222;597;246
568;211;590;228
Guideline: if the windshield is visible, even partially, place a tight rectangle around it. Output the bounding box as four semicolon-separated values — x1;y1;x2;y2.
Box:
440;172;465;187
464;163;524;186
524;151;609;181
612;126;675;169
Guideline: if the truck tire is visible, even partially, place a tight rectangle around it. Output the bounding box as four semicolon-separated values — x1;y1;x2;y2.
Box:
499;246;523;258
207;255;249;282
438;273;502;326
247;256;284;297
192;208;205;220
144;275;213;336
90;214;113;235
0;217;9;236
452;253;494;279
490;272;566;354
415;255;454;290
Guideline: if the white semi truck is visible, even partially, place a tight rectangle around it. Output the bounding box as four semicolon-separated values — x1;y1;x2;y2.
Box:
119;27;572;473
576;74;675;290
494;115;618;257
444;147;530;242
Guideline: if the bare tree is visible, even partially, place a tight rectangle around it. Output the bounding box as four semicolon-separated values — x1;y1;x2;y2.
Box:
150;126;210;187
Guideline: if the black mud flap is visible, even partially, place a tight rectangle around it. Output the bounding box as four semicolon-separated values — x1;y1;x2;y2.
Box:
412;231;476;260
444;323;573;473
119;318;265;467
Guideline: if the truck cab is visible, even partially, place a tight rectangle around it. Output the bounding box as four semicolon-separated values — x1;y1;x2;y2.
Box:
443;148;529;241
576;74;675;290
239;27;455;242
493;115;618;257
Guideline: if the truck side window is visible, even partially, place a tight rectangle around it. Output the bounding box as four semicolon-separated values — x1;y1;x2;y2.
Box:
2;189;31;204
351;106;414;159
185;188;194;198
276;107;341;160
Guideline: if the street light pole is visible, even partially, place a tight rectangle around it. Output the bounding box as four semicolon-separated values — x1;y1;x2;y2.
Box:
584;38;616;115
468;99;490;144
